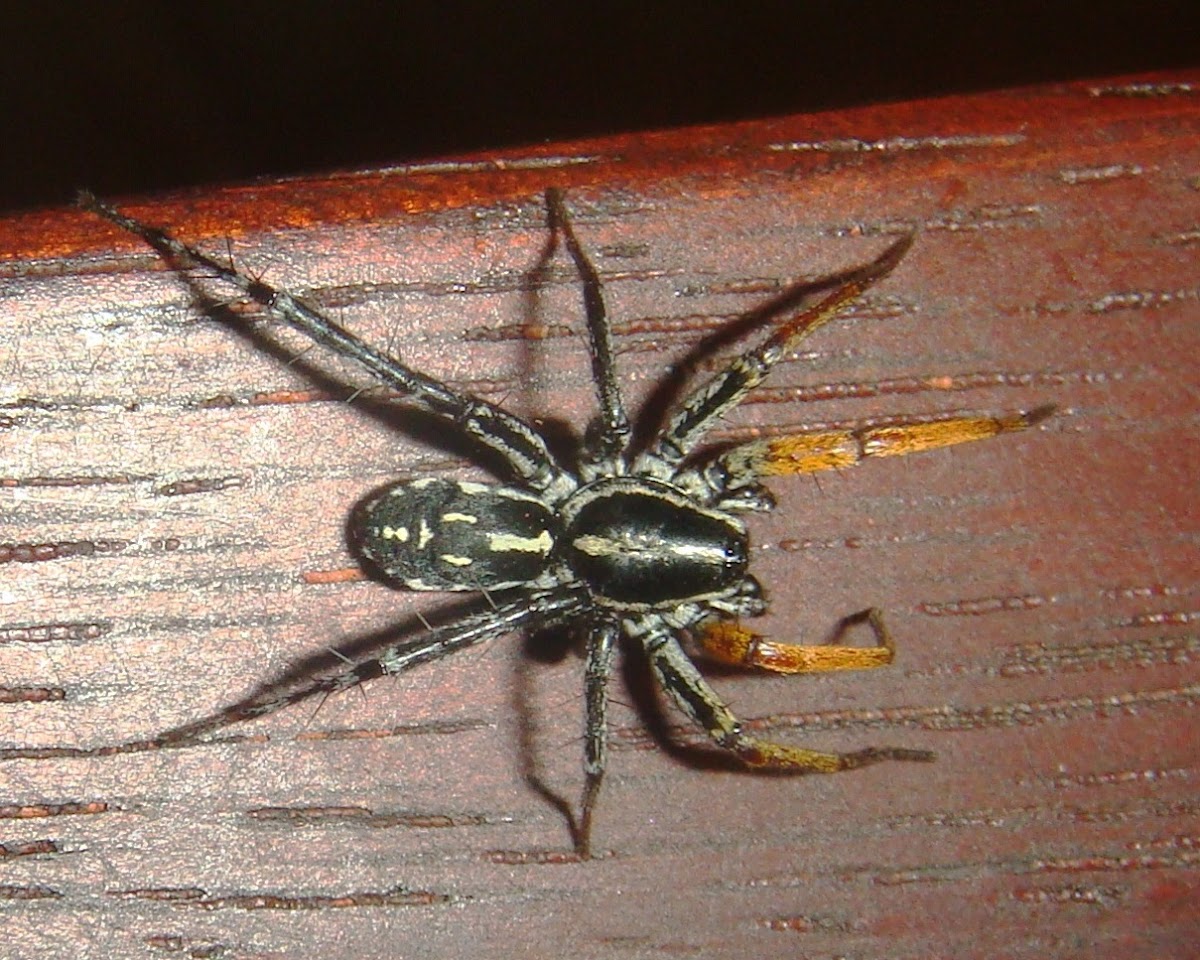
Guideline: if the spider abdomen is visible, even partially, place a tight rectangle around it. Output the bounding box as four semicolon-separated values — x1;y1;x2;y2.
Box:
560;478;749;609
359;477;557;591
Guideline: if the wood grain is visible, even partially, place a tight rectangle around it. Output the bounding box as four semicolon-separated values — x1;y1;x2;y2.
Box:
2;71;1198;959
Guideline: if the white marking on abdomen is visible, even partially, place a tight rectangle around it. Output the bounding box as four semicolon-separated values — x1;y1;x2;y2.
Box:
487;530;553;554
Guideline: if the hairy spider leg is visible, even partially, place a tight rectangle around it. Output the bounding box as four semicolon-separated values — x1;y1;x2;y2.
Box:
700;407;1054;671
77;191;576;502
638;618;933;776
578;617;620;859
722;405;1057;481
541;193;635;856
639;233;914;474
545;188;632;469
0;588;589;764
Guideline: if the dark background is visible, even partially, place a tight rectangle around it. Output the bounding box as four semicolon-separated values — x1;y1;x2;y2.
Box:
2;2;1196;213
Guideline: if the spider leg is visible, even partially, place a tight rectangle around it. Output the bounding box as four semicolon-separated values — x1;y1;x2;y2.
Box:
697;606;895;675
716;405;1056;489
639;620;933;775
577;617;620;859
545;189;632;470
638;234;913;473
0;587;588;762
78;192;575;501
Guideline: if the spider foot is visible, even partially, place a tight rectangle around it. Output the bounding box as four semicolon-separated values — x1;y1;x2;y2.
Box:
731;734;935;772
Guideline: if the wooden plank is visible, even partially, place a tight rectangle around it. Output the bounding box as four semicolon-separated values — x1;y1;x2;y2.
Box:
2;70;1198;959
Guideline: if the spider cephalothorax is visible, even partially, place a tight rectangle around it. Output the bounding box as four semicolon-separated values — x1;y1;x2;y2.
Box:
72;189;1051;857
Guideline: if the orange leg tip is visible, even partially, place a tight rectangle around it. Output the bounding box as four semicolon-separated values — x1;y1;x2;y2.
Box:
697;621;894;674
734;738;845;772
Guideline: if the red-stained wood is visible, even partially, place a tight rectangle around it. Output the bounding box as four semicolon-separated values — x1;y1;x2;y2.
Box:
2;71;1198;959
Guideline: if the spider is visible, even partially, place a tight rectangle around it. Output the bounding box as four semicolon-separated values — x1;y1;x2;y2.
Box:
72;188;1051;857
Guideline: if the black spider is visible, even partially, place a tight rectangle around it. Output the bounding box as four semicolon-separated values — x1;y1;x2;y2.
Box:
71;189;1051;857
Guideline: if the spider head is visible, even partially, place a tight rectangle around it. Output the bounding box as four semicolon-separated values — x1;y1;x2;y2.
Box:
559;477;749;610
